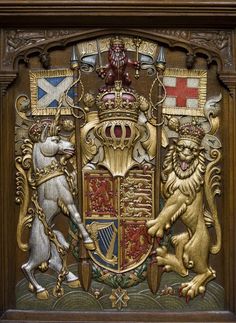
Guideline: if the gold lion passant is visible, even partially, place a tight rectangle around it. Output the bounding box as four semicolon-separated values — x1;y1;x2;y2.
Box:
147;122;221;300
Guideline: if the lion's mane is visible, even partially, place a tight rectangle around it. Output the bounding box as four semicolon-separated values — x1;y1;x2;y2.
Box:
161;144;206;202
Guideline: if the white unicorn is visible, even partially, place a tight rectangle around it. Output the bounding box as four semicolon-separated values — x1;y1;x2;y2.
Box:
20;119;95;299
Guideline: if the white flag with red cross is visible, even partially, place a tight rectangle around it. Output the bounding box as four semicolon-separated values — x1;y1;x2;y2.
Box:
162;68;207;116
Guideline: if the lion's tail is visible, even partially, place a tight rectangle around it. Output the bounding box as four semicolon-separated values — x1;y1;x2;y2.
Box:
204;149;222;255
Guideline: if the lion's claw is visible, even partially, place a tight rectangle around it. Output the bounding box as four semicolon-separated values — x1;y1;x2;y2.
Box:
186;295;191;304
178;287;183;297
179;276;209;300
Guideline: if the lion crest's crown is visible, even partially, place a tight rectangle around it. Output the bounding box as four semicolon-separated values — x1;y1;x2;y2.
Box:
179;122;205;145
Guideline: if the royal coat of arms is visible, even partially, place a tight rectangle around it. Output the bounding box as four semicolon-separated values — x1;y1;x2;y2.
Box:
15;34;223;310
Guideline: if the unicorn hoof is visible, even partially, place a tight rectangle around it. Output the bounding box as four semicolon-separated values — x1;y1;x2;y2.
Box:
84;241;96;251
36;289;49;300
28;283;35;293
67;279;81;288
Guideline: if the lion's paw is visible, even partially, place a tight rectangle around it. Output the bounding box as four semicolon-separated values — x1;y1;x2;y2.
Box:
147;220;165;238
156;246;174;273
171;235;180;246
156;246;168;269
156;246;168;257
179;269;215;301
179;280;206;301
146;218;158;228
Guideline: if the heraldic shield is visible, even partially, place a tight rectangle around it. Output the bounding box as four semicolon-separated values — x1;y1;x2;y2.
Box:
83;170;154;273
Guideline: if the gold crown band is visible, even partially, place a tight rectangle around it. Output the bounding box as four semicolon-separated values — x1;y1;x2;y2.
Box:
179;135;202;145
99;111;139;122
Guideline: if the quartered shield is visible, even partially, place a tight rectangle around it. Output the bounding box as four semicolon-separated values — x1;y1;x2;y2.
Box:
83;169;154;273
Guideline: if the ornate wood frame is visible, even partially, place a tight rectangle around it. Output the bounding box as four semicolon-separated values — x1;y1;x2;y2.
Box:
1;1;236;322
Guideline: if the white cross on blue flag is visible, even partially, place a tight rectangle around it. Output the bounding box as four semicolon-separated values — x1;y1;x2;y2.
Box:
30;69;74;115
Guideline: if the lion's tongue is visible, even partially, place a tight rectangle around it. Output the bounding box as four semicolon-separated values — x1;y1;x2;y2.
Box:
180;161;189;171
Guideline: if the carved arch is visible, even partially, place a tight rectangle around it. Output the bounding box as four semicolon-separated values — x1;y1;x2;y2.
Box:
2;28;232;70
1;28;234;92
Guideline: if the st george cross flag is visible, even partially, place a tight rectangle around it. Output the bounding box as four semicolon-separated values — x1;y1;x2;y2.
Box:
30;69;74;115
162;68;207;116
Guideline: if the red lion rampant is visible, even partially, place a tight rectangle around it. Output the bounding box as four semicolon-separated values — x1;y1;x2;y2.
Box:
97;36;140;89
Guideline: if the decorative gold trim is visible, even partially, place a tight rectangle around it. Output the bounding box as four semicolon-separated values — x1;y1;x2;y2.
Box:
117;176;121;272
36;171;64;186
88;236;153;274
29;69;73;116
163;68;207;116
34;160;64;186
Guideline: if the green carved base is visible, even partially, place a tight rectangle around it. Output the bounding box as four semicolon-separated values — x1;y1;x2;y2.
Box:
16;264;224;311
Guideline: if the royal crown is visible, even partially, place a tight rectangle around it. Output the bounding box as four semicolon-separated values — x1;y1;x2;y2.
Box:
179;122;205;145
110;36;124;47
96;81;140;122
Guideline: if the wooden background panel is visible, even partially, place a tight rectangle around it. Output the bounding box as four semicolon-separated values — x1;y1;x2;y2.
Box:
0;81;17;313
0;0;236;26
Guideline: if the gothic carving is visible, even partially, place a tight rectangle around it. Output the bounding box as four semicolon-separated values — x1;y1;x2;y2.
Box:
146;29;233;70
186;53;196;69
3;29;79;68
2;29;233;74
39;52;51;69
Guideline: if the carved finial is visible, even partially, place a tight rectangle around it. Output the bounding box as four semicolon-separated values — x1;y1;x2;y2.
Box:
157;47;166;64
70;45;79;69
156;47;166;72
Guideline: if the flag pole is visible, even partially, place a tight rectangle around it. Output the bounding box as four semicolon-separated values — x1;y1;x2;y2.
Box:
70;45;92;291
147;47;166;294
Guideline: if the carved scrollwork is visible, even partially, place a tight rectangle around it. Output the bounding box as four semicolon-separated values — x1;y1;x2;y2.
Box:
2;28;233;74
3;29;79;68
190;31;232;69
149;29;233;70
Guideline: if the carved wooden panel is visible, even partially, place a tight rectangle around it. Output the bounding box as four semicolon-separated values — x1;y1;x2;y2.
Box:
1;2;236;323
